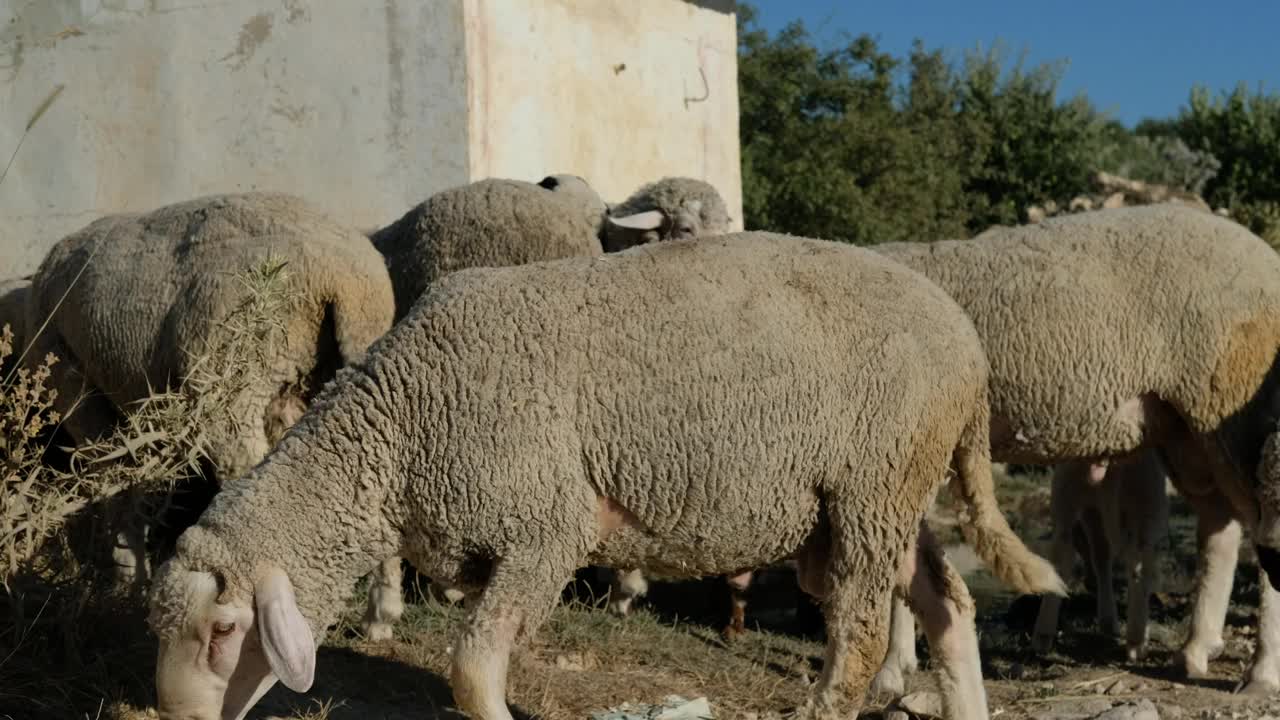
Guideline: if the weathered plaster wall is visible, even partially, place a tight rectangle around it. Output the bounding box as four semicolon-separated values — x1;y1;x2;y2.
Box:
462;0;742;227
0;0;742;281
0;0;469;279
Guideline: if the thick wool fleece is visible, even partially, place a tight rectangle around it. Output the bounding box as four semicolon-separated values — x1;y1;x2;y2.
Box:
152;233;1056;671
369;177;606;319
26;192;395;482
874;204;1280;476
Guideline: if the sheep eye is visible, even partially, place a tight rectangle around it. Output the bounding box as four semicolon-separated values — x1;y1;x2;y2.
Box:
212;621;235;637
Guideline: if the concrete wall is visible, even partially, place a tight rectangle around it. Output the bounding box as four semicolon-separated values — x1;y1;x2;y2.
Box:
0;0;741;280
462;0;742;225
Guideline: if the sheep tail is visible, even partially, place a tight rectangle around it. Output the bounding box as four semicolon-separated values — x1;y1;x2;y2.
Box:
951;409;1067;597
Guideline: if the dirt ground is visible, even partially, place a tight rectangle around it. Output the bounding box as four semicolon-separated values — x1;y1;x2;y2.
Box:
9;467;1280;720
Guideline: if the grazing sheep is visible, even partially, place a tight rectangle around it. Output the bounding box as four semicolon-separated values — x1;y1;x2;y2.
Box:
865;204;1280;694
1032;451;1170;660
361;173;733;639
368;176;607;319
24;192;395;587
147;233;1064;720
601;176;734;252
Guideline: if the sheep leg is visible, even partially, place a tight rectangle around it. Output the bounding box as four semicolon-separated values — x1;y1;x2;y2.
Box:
1178;489;1240;679
449;553;577;720
1125;451;1168;662
1123;541;1156;661
361;556;405;642
721;571;753;642
1082;505;1120;637
905;522;987;720
795;507;896;719
1033;461;1095;653
607;568;648;616
870;595;918;697
1240;568;1280;695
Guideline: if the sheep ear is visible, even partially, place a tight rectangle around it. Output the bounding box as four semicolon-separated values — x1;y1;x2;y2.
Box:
254;566;316;692
607;210;665;231
536;175;559;190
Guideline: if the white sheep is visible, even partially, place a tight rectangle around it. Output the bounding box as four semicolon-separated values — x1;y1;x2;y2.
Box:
368;175;608;319
361;173;736;640
601;176;734;252
147;233;1063;720
865;204;1280;695
24;191;395;585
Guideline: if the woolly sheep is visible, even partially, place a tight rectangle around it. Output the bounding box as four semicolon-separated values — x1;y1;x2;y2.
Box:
1032;451;1170;660
361;173;734;638
368;175;607;319
147;233;1064;720
26;191;394;480
865;204;1280;694
24;192;395;588
601;176;734;252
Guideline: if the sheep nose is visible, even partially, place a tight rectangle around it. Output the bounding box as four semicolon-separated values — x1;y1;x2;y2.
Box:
1256;544;1280;591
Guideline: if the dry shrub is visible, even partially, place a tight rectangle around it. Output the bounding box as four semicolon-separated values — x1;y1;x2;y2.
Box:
0;257;295;719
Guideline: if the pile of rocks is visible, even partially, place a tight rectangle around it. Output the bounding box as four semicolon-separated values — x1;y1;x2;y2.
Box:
1025;171;1227;224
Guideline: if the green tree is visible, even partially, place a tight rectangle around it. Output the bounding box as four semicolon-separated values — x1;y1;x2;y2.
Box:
736;4;1110;242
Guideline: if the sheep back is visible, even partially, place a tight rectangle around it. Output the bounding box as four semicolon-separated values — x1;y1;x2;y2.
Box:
26;192;394;469
875;204;1280;461
369;178;605;318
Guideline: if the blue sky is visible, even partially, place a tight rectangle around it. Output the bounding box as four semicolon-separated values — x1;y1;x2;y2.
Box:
748;1;1280;127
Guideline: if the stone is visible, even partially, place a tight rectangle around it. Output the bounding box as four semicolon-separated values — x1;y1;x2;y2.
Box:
1103;191;1127;209
898;691;944;718
1094;699;1160;720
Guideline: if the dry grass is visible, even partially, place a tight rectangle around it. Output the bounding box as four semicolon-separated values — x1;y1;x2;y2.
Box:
0;258;295;719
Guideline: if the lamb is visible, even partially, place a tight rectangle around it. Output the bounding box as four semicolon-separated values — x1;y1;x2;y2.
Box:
23;191;395;583
864;204;1280;695
601;176;734;252
147;233;1064;720
368;175;608;319
1031;451;1170;660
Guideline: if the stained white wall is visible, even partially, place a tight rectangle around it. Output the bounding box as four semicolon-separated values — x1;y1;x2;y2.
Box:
463;0;743;225
0;0;742;281
0;0;470;278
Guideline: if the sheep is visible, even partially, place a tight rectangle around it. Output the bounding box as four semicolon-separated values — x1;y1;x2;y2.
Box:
368;175;608;319
147;232;1065;720
360;173;733;639
1032;451;1171;660
23;191;395;586
601;176;734;252
862;204;1280;695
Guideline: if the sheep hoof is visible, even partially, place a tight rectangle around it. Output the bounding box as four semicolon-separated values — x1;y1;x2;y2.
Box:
364;622;394;642
720;623;746;643
870;666;906;698
1238;678;1279;697
1126;644;1147;663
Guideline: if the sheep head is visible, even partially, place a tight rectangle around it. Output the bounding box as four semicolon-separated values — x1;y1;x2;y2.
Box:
150;559;315;720
602;177;733;252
